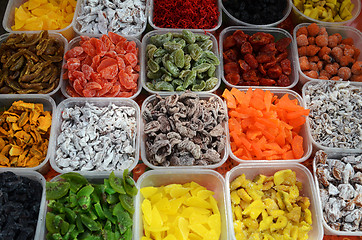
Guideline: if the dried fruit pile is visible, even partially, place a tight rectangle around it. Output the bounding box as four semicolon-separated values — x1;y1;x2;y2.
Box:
46;171;137;240
230;169;313;239
0;101;52;168
140;181;221;239
223;88;309;160
222;0;287;25
143;92;227;166
314;151;362;232
0;31;64;94
223;30;292;87
0;171;43;240
63;32;139;97
55;102;137;171
145;30;219;92
297;23;361;81
12;0;76;31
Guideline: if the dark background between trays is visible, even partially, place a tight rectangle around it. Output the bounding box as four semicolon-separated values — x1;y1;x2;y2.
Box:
0;0;7;35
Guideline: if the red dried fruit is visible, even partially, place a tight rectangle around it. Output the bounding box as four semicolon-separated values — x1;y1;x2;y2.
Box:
280;59;291;75
267;64;282;79
339;56;354;67
244;54;258;69
73;79;84;96
260;43;277;54
259;78;276;86
82;88;97;97
306;45;320;56
97;58;119;80
296;26;308;37
84;82;102;91
315;35;328;47
307;23;320;37
308;37;315;45
81;64;94;80
249;32;274;47
223;35;236;50
96;82;113;96
328;35;339;48
108;32;127;45
119;71;137;90
308;56;319;62
341;38;354;45
233;30;249;45
304;70;318;78
351;61;362;75
332;33;342;44
67;58;81;71
81;40;97;57
318;46;331;58
298;46;307;56
275;52;288;62
318;76;329;80
325;63;338;75
275;38;291;52
65;46;84;60
240;42;253;55
351;74;362;82
338;67;352;80
296;35;308;47
344;45;355;58
242;70;259;82
277;74;290;87
256;53;275;63
309;62;318;71
225;62;241;74
299;56;310;71
238;60;250;73
223;49;239;63
264;60;277;69
258;64;267;75
66;85;81;97
225;72;241;85
124;53;138;68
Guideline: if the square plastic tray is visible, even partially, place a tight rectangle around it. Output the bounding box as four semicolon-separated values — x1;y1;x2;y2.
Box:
147;0;222;33
49;97;140;176
0;95;56;174
140;92;229;169
0;169;47;240
141;29;221;95
313;151;362;236
219;26;298;89
0;32;68;97
293;23;362;86
227;88;312;163
134;169;229;240
60;35;142;100
225;163;324;240
302;80;362;154
2;0;79;40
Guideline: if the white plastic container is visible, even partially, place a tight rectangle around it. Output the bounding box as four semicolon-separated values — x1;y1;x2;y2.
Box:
148;0;222;33
225;163;324;240
60;35;142;100
135;169;229;240
49;97;140;176
141;30;221;95
0;169;47;240
290;0;361;26
72;0;147;40
2;0;79;41
47;172;137;239
0;32;68;97
219;26;298;89
0;95;56;174
313;151;362;236
293;23;362;86
227;88;312;164
302;81;362;154
140;92;229;169
221;0;291;27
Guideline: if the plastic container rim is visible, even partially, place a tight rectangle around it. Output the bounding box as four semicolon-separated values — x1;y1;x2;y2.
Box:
139;92;230;169
289;0;361;26
226;88;313;163
0;32;68;97
0;94;56;172
293;23;362;84
148;0;222;32
72;0;148;39
60;35;142;100
219;26;298;89
141;29;221;95
220;0;292;27
225;162;324;240
302;80;362;154
0;169;47;240
49;97;141;176
312;151;362;236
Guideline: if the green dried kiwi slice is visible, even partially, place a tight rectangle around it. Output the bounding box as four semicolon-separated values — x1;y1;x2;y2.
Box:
60;172;88;193
119;194;135;215
123;170;138;196
46;181;70;200
109;171;126;194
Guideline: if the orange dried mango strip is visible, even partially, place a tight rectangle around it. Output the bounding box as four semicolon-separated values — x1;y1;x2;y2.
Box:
223;87;309;161
0;101;51;168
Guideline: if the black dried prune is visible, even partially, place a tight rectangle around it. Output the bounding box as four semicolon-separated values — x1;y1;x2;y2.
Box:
0;172;42;240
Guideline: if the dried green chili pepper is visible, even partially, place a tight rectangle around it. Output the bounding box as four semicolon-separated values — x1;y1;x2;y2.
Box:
45;172;136;240
0;30;63;94
145;29;219;92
